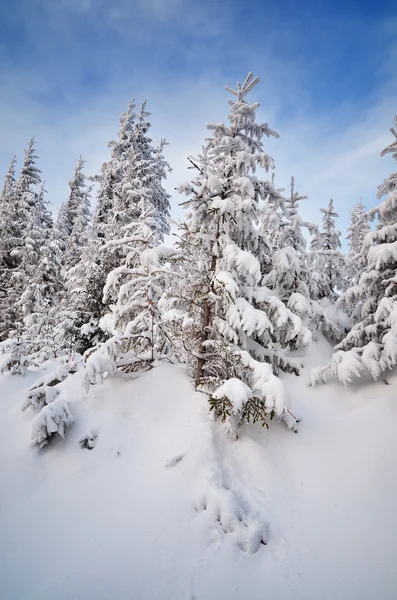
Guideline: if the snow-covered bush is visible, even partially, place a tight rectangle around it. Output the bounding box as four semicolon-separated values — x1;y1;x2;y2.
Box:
83;337;118;391
22;365;69;411
31;398;75;448
79;430;98;450
0;336;31;375
209;357;297;439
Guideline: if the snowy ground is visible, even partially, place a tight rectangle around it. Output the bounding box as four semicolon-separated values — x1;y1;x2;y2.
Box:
1;338;397;600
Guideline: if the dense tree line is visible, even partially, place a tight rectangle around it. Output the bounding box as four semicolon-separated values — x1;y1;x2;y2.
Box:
1;73;395;444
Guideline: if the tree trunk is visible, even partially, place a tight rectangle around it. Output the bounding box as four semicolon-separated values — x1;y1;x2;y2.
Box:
195;252;217;388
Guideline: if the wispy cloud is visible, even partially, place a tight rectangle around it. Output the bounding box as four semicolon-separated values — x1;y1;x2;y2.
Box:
0;0;396;244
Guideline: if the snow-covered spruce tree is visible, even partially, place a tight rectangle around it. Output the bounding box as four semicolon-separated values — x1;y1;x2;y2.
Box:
80;100;172;381
0;156;17;265
91;99;143;287
151;138;171;241
0;139;42;348
55;227;106;354
257;173;285;276
57;157;92;270
310;115;397;385
341;199;370;292
263;176;319;302
0;156;18;339
19;182;64;362
103;208;177;371
347;199;370;258
74;99;171;342
101;105;174;371
167;74;309;437
311;199;344;300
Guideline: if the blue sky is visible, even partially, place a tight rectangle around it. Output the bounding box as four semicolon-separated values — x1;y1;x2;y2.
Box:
0;0;396;237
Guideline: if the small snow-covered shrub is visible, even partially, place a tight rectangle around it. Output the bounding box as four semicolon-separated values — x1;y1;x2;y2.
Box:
83;337;118;391
0;338;30;375
22;366;69;411
209;365;296;439
32;398;75;448
79;430;98;450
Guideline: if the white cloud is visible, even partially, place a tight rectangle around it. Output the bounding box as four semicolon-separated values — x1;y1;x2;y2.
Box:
0;54;396;246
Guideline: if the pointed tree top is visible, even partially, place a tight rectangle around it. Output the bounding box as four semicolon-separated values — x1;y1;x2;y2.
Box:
225;72;260;102
320;198;339;219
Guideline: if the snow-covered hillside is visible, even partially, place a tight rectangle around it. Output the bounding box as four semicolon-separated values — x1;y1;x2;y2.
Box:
1;338;396;600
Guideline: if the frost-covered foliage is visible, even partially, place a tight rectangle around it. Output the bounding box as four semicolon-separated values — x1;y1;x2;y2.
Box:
166;73;308;433
311;115;397;384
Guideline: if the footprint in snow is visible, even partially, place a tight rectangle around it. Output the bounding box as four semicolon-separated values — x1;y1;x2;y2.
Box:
194;484;268;553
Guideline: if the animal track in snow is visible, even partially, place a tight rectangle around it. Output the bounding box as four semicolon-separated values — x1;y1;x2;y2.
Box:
194;483;268;553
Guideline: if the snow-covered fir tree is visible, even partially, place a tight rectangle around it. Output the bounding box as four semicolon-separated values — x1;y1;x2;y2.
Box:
58;157;92;270
263;176;319;302
19;182;63;362
55;227;106;354
0;139;42;342
311;199;344;300
0;156;17;265
0;156;18;339
166;73;309;436
347;199;370;257
341;199;370;293
81;100;171;327
100;104;173;370
310;115;397;385
103;207;177;370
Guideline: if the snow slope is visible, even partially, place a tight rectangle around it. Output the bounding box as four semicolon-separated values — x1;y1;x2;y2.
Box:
0;338;397;600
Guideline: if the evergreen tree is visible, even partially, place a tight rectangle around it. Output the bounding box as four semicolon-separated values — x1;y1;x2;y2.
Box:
312;199;344;300
0;156;17;265
263;176;319;302
101;104;173;369
0;157;18;338
346;199;370;258
55;227;105;354
341;199;370;294
103;208;177;370
167;73;308;435
0;139;42;341
58;157;92;270
310;115;397;384
82;99;171;328
19;183;63;362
